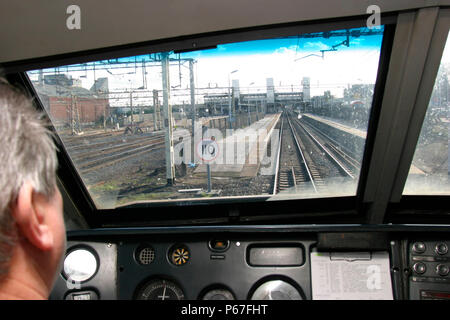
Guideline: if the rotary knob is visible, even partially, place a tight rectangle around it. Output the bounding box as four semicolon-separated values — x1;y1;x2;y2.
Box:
412;242;426;254
435;243;448;255
436;264;449;277
413;262;426;275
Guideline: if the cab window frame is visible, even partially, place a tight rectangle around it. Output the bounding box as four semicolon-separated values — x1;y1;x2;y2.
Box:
3;14;398;228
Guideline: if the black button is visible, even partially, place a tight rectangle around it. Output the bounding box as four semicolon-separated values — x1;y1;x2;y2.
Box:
435;243;448;255
413;242;426;254
413;262;427;274
436;264;449;276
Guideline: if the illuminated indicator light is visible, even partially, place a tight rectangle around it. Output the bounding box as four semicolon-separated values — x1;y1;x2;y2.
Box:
210;240;229;251
213;241;227;250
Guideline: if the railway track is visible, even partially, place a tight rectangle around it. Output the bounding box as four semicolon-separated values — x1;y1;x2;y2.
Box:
273;111;362;195
297;118;361;176
273;114;318;195
76;142;165;174
70;135;165;161
291;114;359;179
61;129;125;146
65;131;187;175
62;112;360;196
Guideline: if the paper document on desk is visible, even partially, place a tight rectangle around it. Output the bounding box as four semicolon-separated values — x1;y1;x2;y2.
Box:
311;251;393;300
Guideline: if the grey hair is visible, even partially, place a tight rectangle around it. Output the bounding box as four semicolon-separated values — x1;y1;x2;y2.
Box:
0;78;58;277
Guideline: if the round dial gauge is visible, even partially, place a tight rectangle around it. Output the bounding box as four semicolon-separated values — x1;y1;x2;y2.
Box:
135;279;184;300
250;280;303;300
202;288;235;300
63;248;98;283
170;245;190;266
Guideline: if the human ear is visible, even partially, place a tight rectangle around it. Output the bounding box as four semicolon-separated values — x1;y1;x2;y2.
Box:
11;181;54;251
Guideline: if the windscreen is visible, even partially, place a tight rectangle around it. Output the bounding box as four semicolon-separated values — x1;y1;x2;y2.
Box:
403;31;450;195
27;26;384;209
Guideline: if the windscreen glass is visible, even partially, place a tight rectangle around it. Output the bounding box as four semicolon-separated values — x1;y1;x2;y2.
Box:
403;32;450;195
27;26;384;209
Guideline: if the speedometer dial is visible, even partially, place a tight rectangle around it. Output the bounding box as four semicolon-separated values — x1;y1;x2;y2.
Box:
250;280;303;300
135;279;184;300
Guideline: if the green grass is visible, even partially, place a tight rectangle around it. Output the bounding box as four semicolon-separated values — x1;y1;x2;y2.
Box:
88;180;122;192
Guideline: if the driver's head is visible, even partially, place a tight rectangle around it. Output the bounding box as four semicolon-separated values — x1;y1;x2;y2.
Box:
0;79;66;299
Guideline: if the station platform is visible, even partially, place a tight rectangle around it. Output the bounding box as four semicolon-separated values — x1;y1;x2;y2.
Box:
194;113;281;177
303;113;367;139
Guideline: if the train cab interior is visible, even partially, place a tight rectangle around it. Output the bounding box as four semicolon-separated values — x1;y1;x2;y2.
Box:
0;1;449;301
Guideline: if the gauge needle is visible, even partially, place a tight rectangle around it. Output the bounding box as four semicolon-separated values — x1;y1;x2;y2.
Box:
162;285;167;300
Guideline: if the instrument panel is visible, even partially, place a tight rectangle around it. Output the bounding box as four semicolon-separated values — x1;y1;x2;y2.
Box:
50;230;450;300
118;238;312;300
409;240;450;300
51;236;313;300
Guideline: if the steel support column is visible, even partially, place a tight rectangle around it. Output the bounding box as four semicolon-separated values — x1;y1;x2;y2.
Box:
152;89;159;131
162;52;175;185
189;59;196;137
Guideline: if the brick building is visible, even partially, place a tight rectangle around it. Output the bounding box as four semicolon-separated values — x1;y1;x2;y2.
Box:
33;75;110;126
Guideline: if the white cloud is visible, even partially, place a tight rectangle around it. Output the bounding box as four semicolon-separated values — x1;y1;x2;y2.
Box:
302;41;330;51
32;45;382;106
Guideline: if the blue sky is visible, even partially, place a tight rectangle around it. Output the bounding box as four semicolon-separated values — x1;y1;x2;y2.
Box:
30;27;384;75
29;27;385;102
180;27;384;59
